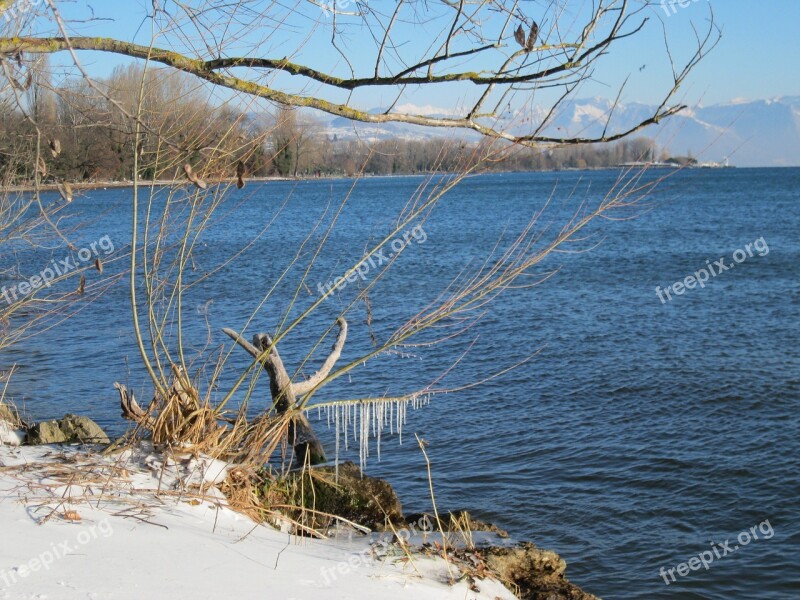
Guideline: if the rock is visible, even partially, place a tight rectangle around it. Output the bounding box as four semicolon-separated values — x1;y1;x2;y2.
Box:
404;510;510;537
58;414;111;444
0;402;26;429
26;414;110;445
484;542;598;600
0;403;16;424
276;461;403;531
27;420;68;444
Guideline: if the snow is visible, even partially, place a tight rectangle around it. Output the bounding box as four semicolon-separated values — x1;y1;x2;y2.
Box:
393;103;461;117
571;103;610;124
0;445;517;600
0;420;24;447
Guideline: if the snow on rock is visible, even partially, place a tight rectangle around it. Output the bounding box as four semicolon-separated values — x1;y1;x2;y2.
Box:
0;419;24;446
0;445;518;600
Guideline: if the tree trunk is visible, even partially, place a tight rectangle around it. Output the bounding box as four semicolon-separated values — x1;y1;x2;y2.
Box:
251;333;327;465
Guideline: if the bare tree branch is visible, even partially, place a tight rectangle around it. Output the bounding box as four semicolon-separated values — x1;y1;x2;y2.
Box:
0;0;719;148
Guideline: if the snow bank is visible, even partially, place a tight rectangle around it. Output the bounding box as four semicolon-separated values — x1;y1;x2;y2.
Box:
0;420;24;446
0;445;517;600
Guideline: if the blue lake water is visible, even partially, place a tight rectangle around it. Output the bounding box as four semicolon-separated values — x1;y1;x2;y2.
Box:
3;168;799;599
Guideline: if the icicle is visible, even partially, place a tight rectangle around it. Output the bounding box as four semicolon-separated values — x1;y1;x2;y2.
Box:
353;402;358;446
343;403;349;451
321;394;433;470
398;400;405;445
377;402;383;461
359;401;370;471
334;404;340;478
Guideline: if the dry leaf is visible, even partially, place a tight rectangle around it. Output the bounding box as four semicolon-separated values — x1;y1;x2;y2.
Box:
526;21;539;51
236;160;246;189
513;24;525;48
183;163;207;190
94;258;103;274
62;510;81;521
57;181;73;203
77;274;85;296
49;138;61;158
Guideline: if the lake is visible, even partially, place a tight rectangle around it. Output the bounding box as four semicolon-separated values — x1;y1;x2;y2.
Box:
3;168;799;599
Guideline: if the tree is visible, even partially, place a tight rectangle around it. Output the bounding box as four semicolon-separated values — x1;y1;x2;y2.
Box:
0;1;719;472
1;1;717;147
269;105;320;177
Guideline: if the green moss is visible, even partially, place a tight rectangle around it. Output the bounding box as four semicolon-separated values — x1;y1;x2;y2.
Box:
259;461;403;531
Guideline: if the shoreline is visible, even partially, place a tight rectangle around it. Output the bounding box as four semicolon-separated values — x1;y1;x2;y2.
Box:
0;434;598;600
1;177;290;194
5;163;784;194
0;444;515;599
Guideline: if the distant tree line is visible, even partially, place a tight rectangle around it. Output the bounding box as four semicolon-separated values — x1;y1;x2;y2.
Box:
265;107;664;177
1;62;268;184
1;63;663;184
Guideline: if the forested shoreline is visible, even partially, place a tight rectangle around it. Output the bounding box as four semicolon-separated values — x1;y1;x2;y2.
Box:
2;63;665;185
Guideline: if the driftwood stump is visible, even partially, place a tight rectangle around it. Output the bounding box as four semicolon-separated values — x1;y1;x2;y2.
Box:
224;317;347;466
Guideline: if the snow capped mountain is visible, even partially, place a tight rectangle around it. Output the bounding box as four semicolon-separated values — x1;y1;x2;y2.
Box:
311;97;800;167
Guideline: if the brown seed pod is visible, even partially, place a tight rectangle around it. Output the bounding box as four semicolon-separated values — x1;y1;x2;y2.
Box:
49;138;61;158
514;24;525;48
77;274;85;296
183;163;207;190
94;258;103;274
236;160;246;189
526;21;539;51
57;181;73;203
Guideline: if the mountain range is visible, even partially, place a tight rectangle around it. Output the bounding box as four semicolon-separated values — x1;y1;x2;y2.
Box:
314;97;800;167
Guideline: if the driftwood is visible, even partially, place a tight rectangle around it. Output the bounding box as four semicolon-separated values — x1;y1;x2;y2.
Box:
114;367;197;431
114;381;155;428
223;317;347;466
115;366;225;449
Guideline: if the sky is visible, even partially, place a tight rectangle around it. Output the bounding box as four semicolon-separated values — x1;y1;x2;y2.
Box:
621;1;800;105
28;0;800;111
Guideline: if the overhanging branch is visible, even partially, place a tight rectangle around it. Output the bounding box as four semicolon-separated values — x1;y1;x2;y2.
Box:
0;28;708;147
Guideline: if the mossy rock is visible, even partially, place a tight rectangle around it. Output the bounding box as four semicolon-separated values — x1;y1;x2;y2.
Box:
26;420;68;444
404;510;509;537
0;403;18;426
484;542;598;600
59;414;110;444
27;414;110;445
272;461;403;531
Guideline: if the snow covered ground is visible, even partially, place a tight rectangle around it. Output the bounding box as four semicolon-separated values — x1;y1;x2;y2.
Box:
0;445;516;600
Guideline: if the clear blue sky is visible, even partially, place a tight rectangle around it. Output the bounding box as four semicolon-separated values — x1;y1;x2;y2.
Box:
49;1;800;109
617;1;800;105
